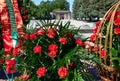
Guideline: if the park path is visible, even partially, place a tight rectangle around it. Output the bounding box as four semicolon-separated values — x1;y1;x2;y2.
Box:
28;19;96;38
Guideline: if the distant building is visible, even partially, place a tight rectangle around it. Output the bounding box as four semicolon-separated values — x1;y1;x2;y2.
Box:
53;11;71;19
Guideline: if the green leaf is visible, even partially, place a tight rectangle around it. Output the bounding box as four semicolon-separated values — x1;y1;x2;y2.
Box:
112;57;120;62
63;21;70;29
110;48;118;57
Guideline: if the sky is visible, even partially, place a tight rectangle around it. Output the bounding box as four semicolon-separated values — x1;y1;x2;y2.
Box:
32;0;74;12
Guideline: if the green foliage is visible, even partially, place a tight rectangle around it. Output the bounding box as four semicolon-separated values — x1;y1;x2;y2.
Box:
36;1;52;19
18;0;70;20
72;0;118;19
23;0;70;19
72;0;81;19
52;0;69;11
18;0;32;25
110;48;120;71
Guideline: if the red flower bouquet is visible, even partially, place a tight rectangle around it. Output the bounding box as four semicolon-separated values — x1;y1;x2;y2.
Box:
14;20;95;81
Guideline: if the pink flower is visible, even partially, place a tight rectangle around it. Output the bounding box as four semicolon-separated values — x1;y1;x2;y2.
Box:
75;38;84;46
59;37;67;45
36;67;47;77
33;46;42;54
100;49;107;58
48;51;57;58
114;27;120;34
58;66;68;78
48;44;58;51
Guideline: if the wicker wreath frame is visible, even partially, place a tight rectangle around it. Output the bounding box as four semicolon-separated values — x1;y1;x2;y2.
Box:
94;1;120;81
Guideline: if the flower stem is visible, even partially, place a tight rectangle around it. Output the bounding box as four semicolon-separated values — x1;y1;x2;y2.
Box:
37;39;41;45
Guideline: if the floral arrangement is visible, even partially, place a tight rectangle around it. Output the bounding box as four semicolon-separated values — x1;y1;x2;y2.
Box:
6;20;97;81
90;1;120;80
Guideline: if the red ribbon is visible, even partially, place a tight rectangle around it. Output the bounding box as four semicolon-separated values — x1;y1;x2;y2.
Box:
11;0;24;49
12;0;24;37
0;0;13;56
0;0;24;74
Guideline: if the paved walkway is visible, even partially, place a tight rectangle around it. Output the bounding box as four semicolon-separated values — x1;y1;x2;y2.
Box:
27;19;96;38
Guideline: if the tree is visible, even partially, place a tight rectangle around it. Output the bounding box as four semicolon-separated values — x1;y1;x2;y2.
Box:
72;0;118;20
72;0;81;19
52;0;69;11
36;1;52;19
35;0;70;19
88;0;117;18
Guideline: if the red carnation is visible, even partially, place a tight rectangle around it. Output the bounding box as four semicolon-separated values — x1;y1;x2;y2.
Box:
23;34;29;40
114;18;120;26
21;74;30;80
23;16;28;19
59;37;67;45
33;46;42;54
36;67;47;77
92;46;100;51
92;27;98;33
100;49;107;58
75;38;84;46
90;33;97;42
115;10;120;19
58;66;68;78
96;21;101;27
24;9;28;13
66;33;73;38
37;29;45;35
30;33;36;40
48;44;58;51
68;62;74;67
114;27;120;34
47;28;56;38
48;51;57;58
